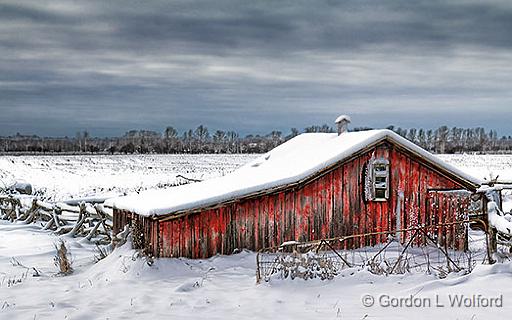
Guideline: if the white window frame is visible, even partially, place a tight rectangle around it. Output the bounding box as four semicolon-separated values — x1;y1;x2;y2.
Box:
369;158;389;201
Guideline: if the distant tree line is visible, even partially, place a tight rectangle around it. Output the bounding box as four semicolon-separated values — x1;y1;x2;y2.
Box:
1;124;511;154
386;125;507;153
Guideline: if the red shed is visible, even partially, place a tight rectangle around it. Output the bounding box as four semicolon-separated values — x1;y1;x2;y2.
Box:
110;128;481;258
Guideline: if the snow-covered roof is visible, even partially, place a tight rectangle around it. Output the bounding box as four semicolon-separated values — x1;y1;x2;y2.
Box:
108;129;482;217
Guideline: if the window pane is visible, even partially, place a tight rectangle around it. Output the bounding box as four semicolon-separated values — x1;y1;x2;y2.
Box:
374;164;387;172
375;176;386;183
375;188;386;199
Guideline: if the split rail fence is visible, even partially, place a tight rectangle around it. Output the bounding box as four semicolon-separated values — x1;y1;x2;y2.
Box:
0;194;113;244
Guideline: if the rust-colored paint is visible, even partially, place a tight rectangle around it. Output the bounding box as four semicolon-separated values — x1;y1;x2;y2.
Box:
426;190;470;249
113;143;474;259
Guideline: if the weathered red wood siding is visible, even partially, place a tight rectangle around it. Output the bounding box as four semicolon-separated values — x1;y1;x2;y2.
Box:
113;142;473;258
426;190;471;250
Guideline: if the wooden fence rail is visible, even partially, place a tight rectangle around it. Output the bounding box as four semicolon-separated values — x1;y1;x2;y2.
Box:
0;194;113;244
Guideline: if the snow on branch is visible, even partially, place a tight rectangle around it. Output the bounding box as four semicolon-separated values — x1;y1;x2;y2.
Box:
487;200;512;235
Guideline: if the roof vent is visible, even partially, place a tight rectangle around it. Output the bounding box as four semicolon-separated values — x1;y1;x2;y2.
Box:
335;115;351;135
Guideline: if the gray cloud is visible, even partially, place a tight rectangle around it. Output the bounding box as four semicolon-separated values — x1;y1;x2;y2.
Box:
1;0;512;136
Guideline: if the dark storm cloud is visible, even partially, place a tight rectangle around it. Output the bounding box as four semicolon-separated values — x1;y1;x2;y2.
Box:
1;0;512;136
100;0;512;53
0;2;72;23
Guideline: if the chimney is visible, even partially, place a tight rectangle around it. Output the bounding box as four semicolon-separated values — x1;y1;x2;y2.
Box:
335;115;351;135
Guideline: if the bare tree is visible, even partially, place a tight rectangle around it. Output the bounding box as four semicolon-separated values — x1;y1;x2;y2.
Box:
407;128;417;144
164;126;178;153
213;130;226;153
435;126;449;153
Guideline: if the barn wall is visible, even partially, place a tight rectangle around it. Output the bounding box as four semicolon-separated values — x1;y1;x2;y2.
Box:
426;190;471;250
146;142;471;259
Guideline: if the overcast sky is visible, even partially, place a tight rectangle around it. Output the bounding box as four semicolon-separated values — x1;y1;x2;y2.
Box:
1;0;512;137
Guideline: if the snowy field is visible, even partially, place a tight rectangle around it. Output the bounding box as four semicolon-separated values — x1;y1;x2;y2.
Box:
438;154;512;183
1;154;512;319
0;154;257;202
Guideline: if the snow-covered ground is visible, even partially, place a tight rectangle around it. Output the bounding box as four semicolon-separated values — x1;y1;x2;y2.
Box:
0;220;510;319
438;154;512;182
0;154;256;202
1;153;512;319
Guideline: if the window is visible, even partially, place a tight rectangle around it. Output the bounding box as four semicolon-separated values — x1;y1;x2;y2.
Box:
365;158;389;201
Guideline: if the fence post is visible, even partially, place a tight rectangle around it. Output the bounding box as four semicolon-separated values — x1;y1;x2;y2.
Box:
255;251;261;284
487;227;497;264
